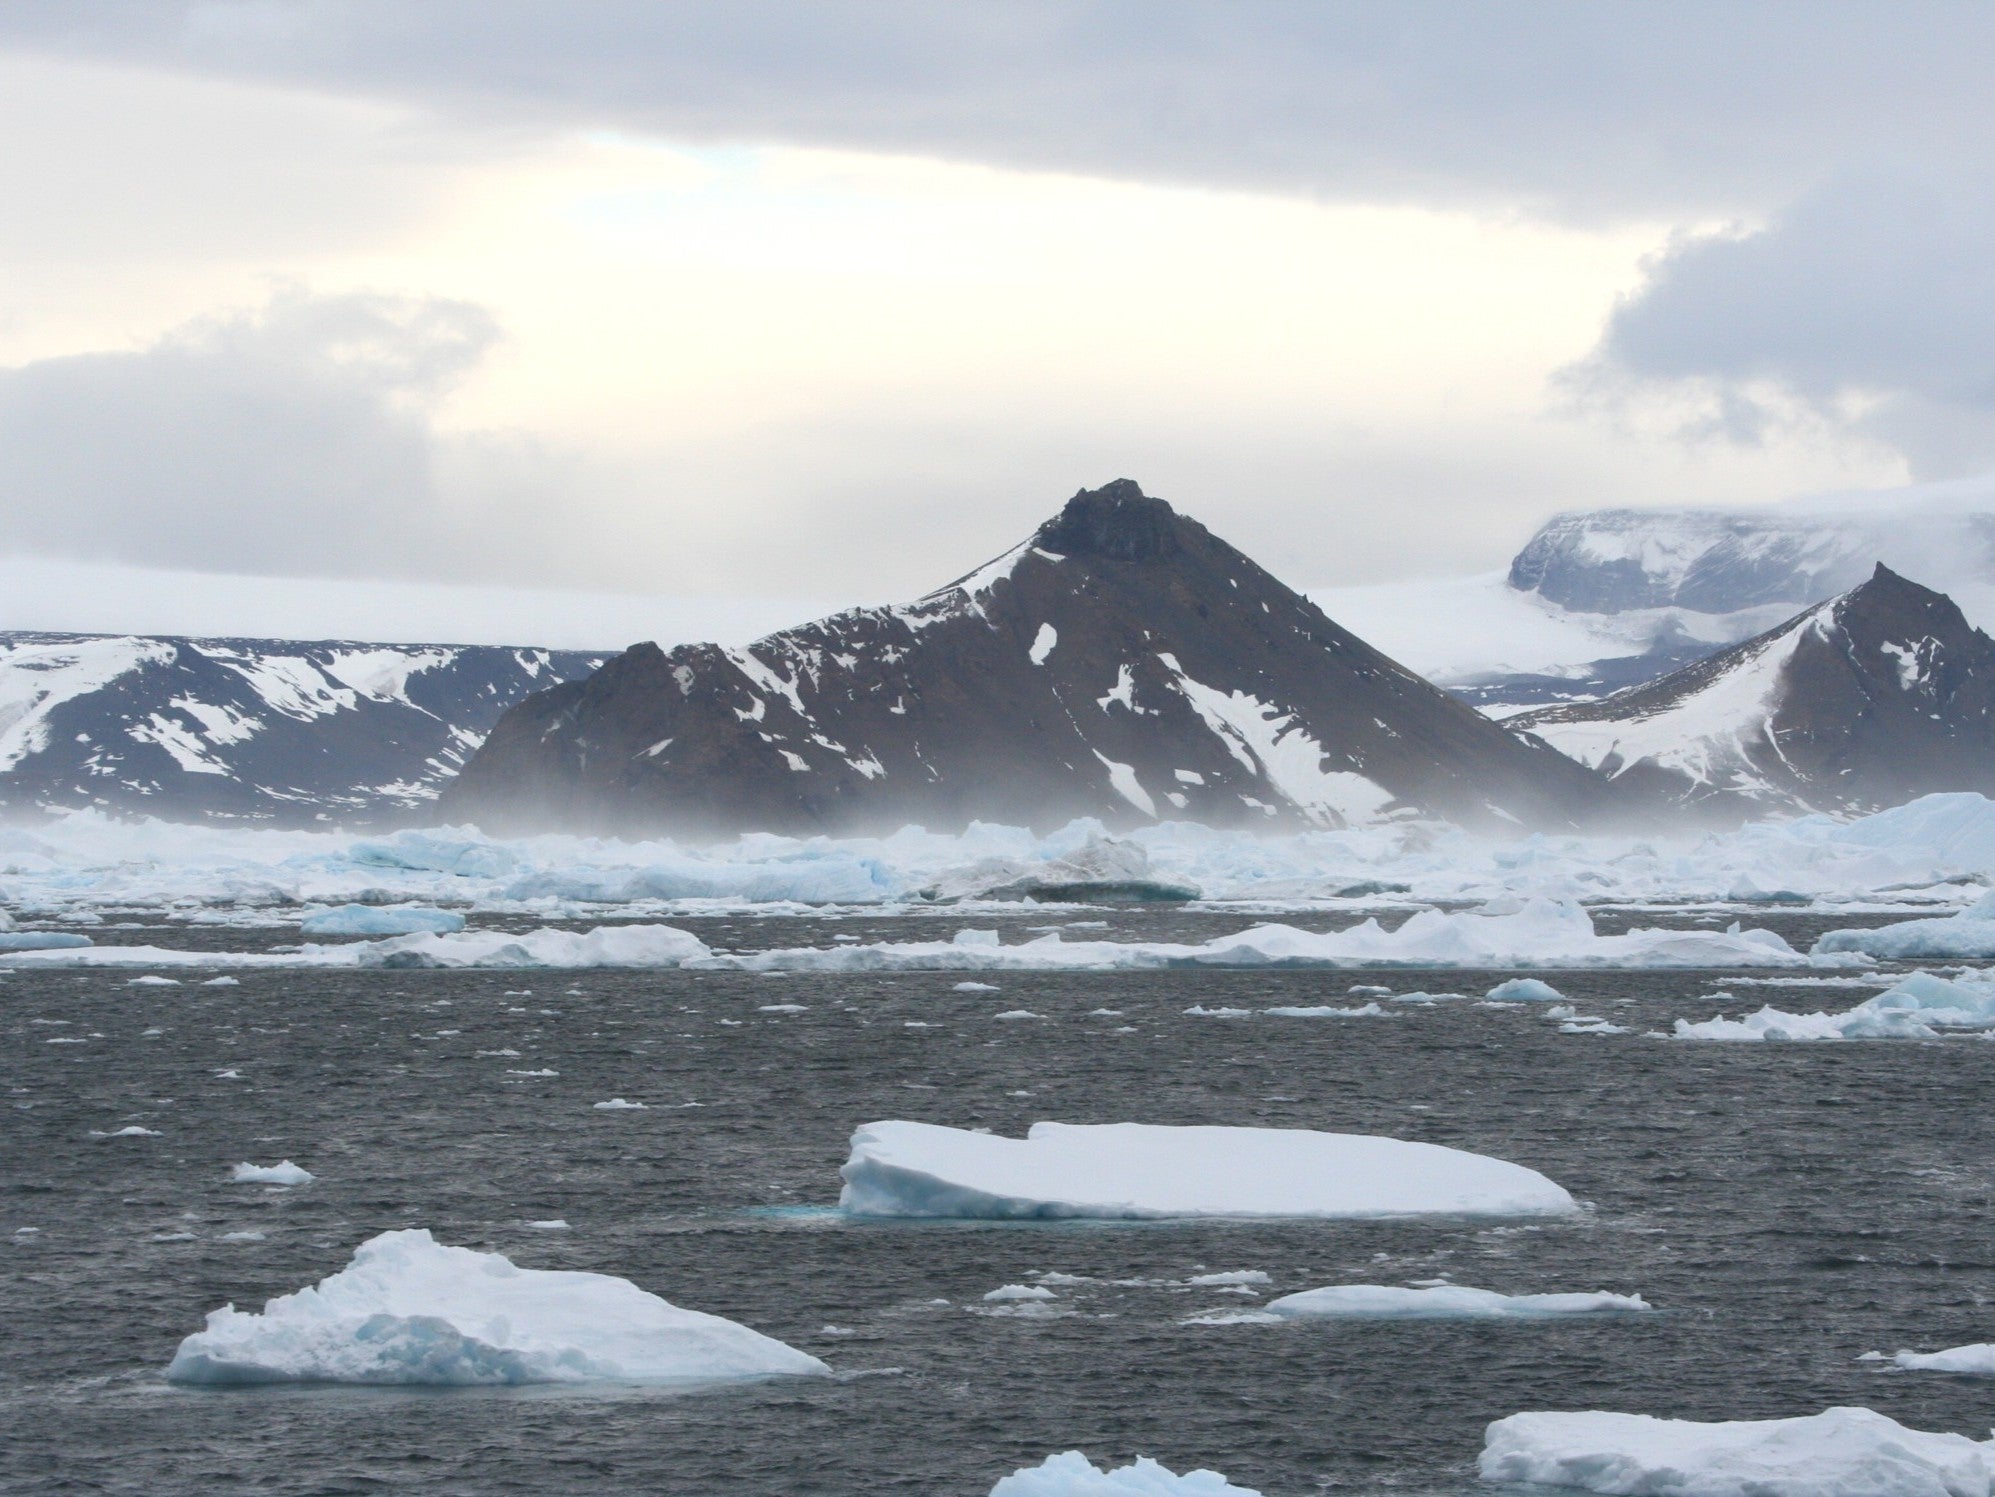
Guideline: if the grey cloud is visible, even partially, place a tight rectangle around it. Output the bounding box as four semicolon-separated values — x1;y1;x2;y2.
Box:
4;2;1994;221
1574;172;1995;477
0;290;528;578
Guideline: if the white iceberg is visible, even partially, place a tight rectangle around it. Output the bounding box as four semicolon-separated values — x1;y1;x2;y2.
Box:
165;1228;831;1387
838;1121;1574;1220
355;924;708;969
990;1451;1260;1495
232;1161;313;1186
1479;1406;1995;1497
1487;977;1567;1002
1816;891;1995;961
299;904;466;936
1893;1343;1995;1376
1263;1283;1648;1319
1676;971;1995;1041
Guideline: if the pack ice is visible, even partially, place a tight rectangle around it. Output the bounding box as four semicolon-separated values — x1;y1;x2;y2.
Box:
165;1229;830;1387
1479;1407;1995;1497
990;1450;1261;1495
838;1121;1574;1220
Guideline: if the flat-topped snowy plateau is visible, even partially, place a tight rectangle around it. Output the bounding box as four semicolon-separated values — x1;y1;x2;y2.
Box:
1515;566;1995;818
837;1121;1575;1220
166;1228;829;1387
0;631;602;824
443;481;1629;837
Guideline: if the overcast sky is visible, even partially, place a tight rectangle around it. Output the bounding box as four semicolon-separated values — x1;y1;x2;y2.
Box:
2;2;1990;613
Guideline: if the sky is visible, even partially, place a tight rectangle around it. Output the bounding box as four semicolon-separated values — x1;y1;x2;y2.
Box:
2;2;1991;634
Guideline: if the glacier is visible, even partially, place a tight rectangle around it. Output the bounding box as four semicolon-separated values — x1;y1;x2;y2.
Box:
165;1228;830;1387
836;1121;1575;1220
1479;1407;1995;1497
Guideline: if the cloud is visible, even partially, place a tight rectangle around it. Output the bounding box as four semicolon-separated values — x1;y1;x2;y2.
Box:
0;289;542;578
1571;171;1995;477
5;2;1994;221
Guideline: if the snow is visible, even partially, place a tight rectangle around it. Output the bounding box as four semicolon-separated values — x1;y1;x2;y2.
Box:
1892;1343;1995;1376
1092;751;1156;817
1479;1407;1995;1497
232;1161;313;1186
0;635;176;770
838;1121;1575;1220
165;1228;831;1387
1262;1284;1650;1319
990;1451;1261;1496
1677;971;1995;1041
1029;624;1058;665
298;904;466;936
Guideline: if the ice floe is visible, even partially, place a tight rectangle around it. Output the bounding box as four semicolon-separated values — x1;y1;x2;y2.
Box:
231;1161;313;1186
1479;1406;1995;1497
990;1452;1260;1495
1260;1283;1649;1319
1675;971;1995;1041
1891;1342;1995;1376
165;1228;830;1386
837;1121;1574;1220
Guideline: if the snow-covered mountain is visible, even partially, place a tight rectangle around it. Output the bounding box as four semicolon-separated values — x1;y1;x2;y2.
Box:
1511;565;1995;818
443;481;1629;837
0;633;604;825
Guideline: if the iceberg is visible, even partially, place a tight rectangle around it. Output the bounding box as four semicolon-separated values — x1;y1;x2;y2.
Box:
838;1121;1574;1220
299;904;466;936
1675;971;1995;1041
1479;1407;1995;1497
354;924;708;969
1487;977;1567;1002
1263;1283;1649;1319
989;1451;1260;1495
1893;1343;1995;1376
0;931;93;951
165;1228;830;1387
1815;890;1995;960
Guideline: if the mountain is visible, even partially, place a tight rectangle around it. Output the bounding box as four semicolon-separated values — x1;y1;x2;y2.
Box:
0;633;604;825
441;481;1630;836
1511;565;1995;817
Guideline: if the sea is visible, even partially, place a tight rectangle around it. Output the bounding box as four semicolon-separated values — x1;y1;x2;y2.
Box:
6;906;1993;1494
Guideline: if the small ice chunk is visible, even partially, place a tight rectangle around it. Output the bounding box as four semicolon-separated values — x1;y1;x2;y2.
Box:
593;1099;647;1111
165;1228;831;1386
758;1003;807;1013
990;1451;1261;1495
1185;1271;1271;1287
1264;1002;1386;1018
231;1161;313;1186
992;1010;1042;1020
1266;1284;1650;1319
983;1284;1057;1302
93;1125;162;1139
127;975;181;986
220;1230;266;1242
1479;1406;1995;1496
202;976;241;986
955;982;1001;992
525;1220;573;1232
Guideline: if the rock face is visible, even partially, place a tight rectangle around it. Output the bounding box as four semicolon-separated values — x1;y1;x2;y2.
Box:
442;481;1627;836
1513;565;1995;817
0;634;603;825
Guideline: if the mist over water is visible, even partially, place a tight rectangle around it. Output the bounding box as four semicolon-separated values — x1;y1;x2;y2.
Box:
7;909;1994;1495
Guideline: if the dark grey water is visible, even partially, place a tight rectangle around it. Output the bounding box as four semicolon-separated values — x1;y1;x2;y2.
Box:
6;910;1995;1495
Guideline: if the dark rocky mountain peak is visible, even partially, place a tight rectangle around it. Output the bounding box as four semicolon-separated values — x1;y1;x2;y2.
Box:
1513;563;1995;818
441;481;1628;838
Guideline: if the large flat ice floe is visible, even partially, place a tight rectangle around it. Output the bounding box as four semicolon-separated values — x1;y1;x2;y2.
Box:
165;1228;830;1387
838;1121;1575;1220
1479;1407;1995;1497
989;1451;1260;1495
1675;971;1995;1042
